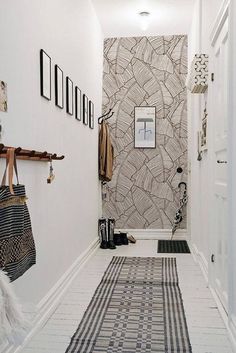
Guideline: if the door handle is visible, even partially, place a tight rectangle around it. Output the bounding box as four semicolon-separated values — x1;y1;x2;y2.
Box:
217;160;227;164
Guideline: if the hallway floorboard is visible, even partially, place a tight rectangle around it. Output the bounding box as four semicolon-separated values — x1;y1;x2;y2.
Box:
21;240;233;353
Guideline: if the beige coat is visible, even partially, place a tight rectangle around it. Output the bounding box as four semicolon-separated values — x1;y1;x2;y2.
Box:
99;121;114;182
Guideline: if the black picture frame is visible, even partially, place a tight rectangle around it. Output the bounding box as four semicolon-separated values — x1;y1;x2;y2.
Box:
55;65;64;109
83;94;88;125
66;76;73;115
89;100;94;129
75;86;82;121
134;106;156;149
40;49;51;100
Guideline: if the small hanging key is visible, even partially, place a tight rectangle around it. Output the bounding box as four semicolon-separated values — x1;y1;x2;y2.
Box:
47;155;55;184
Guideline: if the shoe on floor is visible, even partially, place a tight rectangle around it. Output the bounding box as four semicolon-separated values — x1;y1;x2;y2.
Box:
120;232;129;245
127;234;136;244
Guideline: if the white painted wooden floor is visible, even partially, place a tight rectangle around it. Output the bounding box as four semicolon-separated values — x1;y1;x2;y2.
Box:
21;240;233;353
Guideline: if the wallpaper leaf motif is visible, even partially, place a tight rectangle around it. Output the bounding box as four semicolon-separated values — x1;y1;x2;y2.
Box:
147;36;165;54
132;58;162;96
102;35;188;229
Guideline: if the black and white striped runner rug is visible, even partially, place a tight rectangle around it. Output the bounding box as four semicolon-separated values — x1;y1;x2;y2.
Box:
66;257;192;353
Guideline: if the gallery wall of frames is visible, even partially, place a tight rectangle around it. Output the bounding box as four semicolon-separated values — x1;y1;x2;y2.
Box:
40;49;94;129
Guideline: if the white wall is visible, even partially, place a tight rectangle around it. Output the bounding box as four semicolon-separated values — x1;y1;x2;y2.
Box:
0;0;103;306
187;0;202;265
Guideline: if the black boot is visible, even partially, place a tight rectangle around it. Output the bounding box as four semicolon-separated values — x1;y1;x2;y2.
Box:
107;218;116;250
98;218;108;249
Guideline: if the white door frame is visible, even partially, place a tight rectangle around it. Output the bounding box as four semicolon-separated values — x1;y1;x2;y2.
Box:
210;1;230;47
208;0;230;315
228;0;236;345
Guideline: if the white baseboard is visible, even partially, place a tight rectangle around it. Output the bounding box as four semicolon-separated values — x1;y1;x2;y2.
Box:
190;242;209;281
209;285;228;323
4;237;99;353
208;289;236;353
229;315;236;353
190;241;236;352
116;228;188;240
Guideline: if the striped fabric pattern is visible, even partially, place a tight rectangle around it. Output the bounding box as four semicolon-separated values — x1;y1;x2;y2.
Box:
0;184;36;282
66;257;192;353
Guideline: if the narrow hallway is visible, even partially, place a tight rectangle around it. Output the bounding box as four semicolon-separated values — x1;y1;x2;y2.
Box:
1;0;236;352
21;241;233;353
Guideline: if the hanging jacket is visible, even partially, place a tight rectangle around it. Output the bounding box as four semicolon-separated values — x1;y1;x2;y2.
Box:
99;120;114;182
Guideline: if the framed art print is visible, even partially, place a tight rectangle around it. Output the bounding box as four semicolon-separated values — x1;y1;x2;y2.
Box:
40;49;51;100
83;94;88;125
75;86;82;121
89;100;94;129
134;106;156;148
66;76;73;115
55;65;63;108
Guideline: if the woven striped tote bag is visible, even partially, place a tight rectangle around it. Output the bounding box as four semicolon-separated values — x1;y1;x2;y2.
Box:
0;148;36;282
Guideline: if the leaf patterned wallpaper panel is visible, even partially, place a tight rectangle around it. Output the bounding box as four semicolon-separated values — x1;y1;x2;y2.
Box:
102;35;188;229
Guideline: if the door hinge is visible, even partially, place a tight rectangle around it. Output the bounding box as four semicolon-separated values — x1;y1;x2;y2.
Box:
211;73;215;82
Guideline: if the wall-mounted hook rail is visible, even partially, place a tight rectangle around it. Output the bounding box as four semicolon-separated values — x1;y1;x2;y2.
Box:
0;143;65;162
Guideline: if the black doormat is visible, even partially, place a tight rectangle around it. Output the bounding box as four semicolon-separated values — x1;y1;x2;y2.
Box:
158;240;191;253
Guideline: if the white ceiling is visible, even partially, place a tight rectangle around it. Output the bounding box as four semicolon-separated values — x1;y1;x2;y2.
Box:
92;0;196;38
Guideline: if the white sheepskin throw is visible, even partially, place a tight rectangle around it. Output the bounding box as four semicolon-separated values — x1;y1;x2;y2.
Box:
0;271;28;345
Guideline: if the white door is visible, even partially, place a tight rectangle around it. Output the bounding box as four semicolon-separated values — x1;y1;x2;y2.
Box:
210;12;229;311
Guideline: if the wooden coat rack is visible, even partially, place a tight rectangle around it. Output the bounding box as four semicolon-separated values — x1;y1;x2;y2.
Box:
0;143;65;162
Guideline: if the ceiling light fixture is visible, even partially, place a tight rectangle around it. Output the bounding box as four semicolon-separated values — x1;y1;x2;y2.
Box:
139;11;151;31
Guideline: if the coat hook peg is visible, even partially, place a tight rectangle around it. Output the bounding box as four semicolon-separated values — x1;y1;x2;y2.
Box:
105;111;114;120
15;147;22;155
29;150;36;157
40;151;47;159
0;143;4;154
98;108;113;124
57;155;65;160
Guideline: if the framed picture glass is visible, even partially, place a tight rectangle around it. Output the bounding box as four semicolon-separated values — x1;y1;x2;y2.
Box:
75;86;82;121
55;65;63;108
89;100;94;129
40;49;51;100
134;106;156;148
66;77;73;115
83;94;88;125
